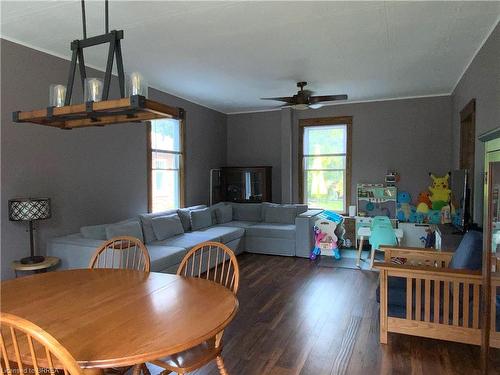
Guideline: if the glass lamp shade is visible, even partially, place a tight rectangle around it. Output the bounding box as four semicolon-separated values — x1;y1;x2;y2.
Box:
84;78;104;102
127;72;148;98
49;84;66;107
8;198;51;221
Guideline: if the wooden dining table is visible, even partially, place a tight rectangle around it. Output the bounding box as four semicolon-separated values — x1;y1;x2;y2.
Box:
0;269;239;372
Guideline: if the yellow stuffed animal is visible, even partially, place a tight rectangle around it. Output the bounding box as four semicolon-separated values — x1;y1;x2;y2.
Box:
428;172;451;210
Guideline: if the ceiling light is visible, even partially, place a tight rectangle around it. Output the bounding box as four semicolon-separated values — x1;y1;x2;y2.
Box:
13;0;183;130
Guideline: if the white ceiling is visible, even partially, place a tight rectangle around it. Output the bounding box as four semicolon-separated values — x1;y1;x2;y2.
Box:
1;1;499;114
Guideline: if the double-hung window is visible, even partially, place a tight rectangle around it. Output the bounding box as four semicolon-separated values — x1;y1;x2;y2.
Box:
299;117;352;213
148;118;184;212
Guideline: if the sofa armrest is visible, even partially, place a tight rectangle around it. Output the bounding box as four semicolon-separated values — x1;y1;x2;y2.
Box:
374;261;482;279
294;209;324;258
380;245;454;267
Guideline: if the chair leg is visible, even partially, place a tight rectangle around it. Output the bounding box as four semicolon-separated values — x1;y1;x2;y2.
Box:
131;364;150;375
216;356;228;375
370;247;376;269
356;237;364;267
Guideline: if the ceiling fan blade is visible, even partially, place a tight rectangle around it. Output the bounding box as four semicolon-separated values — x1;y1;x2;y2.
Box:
309;94;348;104
261;96;295;103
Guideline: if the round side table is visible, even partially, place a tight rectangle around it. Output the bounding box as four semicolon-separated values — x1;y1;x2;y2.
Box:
11;256;60;278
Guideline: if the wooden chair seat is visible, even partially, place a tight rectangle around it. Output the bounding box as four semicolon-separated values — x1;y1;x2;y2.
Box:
152;340;223;373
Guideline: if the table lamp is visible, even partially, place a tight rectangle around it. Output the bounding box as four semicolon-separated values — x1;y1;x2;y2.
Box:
8;198;51;264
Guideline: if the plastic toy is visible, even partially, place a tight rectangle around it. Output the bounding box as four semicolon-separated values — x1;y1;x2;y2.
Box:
441;205;451;224
427;210;441;224
417;191;432;209
310;225;326;260
416;202;430;214
408;207;419;223
396;191;412;222
420;228;436;248
310;214;341;260
428;173;451;210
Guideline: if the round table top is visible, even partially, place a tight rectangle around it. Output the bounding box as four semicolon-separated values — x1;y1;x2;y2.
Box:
1;269;239;369
11;256;60;271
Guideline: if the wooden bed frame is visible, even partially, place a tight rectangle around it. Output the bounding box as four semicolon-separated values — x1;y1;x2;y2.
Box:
376;246;499;348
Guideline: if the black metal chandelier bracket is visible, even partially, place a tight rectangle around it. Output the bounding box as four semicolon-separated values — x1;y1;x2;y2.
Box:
64;0;125;105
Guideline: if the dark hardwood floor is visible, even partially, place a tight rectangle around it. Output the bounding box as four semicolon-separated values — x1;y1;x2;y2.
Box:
161;253;500;374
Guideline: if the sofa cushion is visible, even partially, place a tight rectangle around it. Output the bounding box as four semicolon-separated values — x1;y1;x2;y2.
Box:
231;203;262;222
215;205;233;224
105;220;144;242
176;204;208;232
177;209;192;232
139;209;178;243
80;224;107;240
262;203;298;224
152;214;184;241
146;245;187;272
246;223;296;240
155;231;220;250
217;221;258;229
191;208;214;231
195;226;245;243
449;231;483;270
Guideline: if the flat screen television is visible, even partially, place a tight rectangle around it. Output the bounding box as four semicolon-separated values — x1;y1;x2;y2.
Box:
450;169;470;230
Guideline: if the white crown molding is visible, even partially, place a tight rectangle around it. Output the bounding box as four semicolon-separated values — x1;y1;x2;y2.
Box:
451;16;500;94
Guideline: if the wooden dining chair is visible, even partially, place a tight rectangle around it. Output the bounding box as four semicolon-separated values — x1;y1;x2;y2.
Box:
89;236;151;272
0;312;83;375
151;241;239;375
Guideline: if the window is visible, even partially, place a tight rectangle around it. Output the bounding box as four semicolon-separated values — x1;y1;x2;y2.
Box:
299;117;352;213
148;118;184;212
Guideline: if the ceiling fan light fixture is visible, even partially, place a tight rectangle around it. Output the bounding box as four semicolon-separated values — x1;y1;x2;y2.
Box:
292;104;309;110
308;103;323;109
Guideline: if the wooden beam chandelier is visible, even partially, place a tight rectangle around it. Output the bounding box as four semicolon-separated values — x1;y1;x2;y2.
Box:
13;0;183;129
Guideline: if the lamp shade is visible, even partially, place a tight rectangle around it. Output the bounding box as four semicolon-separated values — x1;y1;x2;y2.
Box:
8;198;51;221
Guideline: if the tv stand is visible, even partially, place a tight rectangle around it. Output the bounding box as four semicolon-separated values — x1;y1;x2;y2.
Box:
435;224;464;251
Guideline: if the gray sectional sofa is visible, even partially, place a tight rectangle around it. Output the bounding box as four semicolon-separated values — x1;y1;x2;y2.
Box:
48;202;323;273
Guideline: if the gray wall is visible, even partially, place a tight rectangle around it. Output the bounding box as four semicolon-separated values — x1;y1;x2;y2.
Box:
227;111;282;201
451;23;500;224
0;39;226;280
227;96;453;208
149;89;227;206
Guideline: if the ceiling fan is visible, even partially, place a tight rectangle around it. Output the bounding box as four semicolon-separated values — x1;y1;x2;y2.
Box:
261;82;348;110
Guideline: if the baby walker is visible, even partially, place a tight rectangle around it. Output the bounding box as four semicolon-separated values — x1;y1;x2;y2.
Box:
310;210;342;260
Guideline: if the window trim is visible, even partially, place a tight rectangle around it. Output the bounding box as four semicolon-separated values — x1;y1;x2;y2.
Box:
147;118;186;213
298;116;352;214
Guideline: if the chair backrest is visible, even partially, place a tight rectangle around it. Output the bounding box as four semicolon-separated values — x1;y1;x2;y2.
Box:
449;230;483;270
89;236;151;272
0;313;83;375
177;241;240;294
371;216;392;229
369;224;397;250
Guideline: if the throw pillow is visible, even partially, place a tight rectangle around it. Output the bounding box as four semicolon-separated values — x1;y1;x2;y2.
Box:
177;209;192;232
151;214;184;241
215;205;233;224
191;208;213;231
105;220;144;242
139;209;177;243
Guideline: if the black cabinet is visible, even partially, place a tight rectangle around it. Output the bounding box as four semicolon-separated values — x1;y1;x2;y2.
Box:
221;167;272;203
